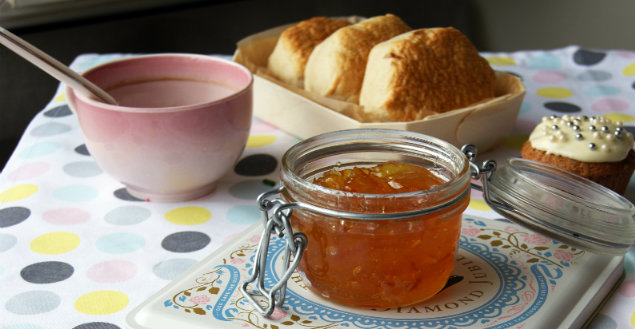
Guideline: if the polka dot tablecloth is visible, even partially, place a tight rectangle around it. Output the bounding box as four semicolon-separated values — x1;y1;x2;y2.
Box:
0;46;634;329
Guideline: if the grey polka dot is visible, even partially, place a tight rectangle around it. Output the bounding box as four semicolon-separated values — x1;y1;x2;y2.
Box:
0;233;18;252
30;122;72;137
21;261;74;284
152;258;197;280
577;70;612;81
161;231;210;253
5;290;61;314
44;105;73;117
72;322;121;329
63;161;103;178
104;206;151;225
0;207;30;228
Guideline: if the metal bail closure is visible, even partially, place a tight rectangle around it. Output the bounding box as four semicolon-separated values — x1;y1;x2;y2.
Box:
239;187;307;317
461;144;635;256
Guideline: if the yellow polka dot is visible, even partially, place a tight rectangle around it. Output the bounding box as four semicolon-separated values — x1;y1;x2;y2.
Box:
165;206;211;225
75;290;129;315
0;184;38;202
603;113;635;124
486;56;517;66
501;134;528;151
622;62;635;76
631;310;635;328
536;87;574;99
469;199;491;211
54;93;67;102
30;232;80;254
246;135;276;147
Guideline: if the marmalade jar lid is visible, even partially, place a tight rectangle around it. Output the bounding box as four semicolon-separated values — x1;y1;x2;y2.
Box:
477;156;635;256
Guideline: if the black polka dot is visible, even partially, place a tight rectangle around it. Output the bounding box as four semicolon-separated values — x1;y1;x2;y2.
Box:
262;179;276;187
113;188;144;202
234;154;278;176
573;49;606;66
543;102;581;113
74;144;90;156
0;207;30;227
43;105;73;118
72;322;121;329
21;261;74;284
162;231;210;253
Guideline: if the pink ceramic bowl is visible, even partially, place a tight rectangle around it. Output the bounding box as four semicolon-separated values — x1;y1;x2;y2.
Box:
66;54;253;201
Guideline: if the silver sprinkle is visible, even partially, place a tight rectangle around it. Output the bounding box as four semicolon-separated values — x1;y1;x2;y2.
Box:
575;133;584;140
601;125;609;132
616;127;623;132
573;125;580;131
582;115;589;121
566;121;574;126
589;142;597;150
552;124;559;130
589;125;596;131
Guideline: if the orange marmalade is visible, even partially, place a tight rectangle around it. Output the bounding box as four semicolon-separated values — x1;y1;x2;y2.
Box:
287;161;469;308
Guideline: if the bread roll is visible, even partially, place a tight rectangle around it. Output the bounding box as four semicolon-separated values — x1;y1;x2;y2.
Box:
359;27;496;121
267;17;351;88
304;14;410;103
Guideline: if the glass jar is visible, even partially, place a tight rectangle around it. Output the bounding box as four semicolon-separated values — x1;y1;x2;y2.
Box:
279;129;471;308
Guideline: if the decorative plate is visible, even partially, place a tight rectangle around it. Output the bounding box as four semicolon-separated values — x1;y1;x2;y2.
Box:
126;216;623;329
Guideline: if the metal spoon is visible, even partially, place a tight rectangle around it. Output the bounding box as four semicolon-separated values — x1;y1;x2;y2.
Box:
0;26;118;105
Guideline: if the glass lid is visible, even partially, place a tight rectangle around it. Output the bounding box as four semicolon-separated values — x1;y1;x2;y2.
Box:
474;156;635;256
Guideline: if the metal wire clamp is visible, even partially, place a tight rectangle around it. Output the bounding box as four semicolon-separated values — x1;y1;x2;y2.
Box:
461;144;513;213
239;187;307;317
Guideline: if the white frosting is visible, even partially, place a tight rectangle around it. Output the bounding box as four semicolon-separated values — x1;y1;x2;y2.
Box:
529;115;634;162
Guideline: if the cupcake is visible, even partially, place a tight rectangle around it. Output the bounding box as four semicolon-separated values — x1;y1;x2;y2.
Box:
521;115;634;194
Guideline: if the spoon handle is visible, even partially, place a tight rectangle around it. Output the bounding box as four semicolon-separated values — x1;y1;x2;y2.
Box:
0;26;118;105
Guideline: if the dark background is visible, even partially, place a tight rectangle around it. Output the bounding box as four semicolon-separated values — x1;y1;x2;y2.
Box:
0;0;633;170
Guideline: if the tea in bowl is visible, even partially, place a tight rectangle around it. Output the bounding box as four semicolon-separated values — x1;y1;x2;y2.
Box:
66;54;253;201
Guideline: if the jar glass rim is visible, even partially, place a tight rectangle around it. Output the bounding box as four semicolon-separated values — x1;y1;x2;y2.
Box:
281;128;470;200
